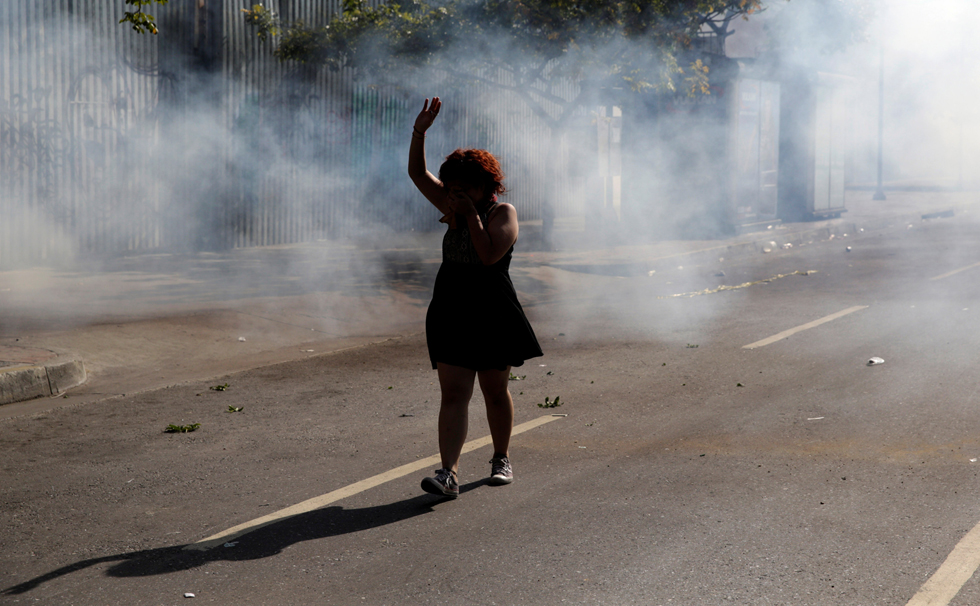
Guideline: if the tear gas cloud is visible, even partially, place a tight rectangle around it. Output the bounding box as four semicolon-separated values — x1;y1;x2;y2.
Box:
0;0;977;342
838;0;980;188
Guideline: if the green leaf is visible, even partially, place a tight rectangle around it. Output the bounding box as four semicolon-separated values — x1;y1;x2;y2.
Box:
119;0;168;34
243;4;282;41
537;396;562;409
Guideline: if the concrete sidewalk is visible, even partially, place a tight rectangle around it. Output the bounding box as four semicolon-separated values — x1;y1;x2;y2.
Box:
1;189;974;416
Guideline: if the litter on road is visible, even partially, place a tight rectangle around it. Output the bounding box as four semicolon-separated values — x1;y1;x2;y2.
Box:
867;357;885;366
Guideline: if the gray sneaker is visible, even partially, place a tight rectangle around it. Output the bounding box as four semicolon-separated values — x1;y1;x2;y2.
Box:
489;456;513;485
421;468;459;498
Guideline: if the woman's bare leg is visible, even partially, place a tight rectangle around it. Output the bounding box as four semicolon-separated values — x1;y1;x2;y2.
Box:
436;363;477;473
478;367;514;458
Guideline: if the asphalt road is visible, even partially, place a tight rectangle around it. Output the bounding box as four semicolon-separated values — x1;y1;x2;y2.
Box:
4;215;980;605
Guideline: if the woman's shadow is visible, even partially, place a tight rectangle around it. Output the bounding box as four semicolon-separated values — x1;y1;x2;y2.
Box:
4;479;488;595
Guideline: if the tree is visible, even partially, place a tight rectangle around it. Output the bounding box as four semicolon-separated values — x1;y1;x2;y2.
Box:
120;0;169;34
252;0;763;127
244;0;765;245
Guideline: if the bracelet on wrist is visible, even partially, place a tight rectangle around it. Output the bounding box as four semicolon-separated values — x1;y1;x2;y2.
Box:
413;127;426;138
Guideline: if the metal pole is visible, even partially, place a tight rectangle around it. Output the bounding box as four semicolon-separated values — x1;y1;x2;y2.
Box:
873;46;887;200
958;130;964;191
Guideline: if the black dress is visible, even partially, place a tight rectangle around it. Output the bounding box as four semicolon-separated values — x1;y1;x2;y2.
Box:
426;204;543;371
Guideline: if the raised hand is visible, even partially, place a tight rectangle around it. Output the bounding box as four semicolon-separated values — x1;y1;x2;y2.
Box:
447;186;476;217
414;97;441;134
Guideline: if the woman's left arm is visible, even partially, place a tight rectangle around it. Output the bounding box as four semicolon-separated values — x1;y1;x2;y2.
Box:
462;203;518;266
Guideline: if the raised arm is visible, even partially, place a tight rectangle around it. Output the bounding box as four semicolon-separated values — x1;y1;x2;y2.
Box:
408;97;449;215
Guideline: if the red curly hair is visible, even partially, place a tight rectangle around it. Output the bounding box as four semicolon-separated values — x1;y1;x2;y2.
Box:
438;149;507;198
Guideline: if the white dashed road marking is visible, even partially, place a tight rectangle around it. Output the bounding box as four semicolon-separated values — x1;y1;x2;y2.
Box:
742;306;869;350
930;261;980;281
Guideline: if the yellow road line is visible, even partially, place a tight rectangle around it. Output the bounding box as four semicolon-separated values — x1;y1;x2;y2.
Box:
906;520;980;606
930;261;980;281
742;305;869;349
184;414;563;551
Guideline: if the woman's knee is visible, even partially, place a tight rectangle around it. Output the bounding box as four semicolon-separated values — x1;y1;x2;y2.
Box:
440;380;473;405
441;389;473;408
438;363;476;404
478;368;511;403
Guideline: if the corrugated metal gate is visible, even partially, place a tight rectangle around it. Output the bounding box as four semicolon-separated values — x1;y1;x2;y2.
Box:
0;0;575;268
1;0;161;264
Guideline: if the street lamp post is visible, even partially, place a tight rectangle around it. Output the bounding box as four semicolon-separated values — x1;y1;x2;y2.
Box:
873;46;887;201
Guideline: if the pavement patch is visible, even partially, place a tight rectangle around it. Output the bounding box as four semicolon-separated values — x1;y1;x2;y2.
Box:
185;414;564;551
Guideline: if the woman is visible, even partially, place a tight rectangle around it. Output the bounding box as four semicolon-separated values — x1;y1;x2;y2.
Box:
408;96;543;498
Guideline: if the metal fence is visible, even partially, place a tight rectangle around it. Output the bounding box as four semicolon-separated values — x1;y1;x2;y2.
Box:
0;0;577;268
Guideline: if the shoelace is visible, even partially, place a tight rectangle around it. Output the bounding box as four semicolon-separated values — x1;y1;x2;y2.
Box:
490;459;510;475
434;468;456;487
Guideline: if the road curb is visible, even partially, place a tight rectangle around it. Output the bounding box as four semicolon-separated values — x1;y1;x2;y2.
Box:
0;360;86;406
